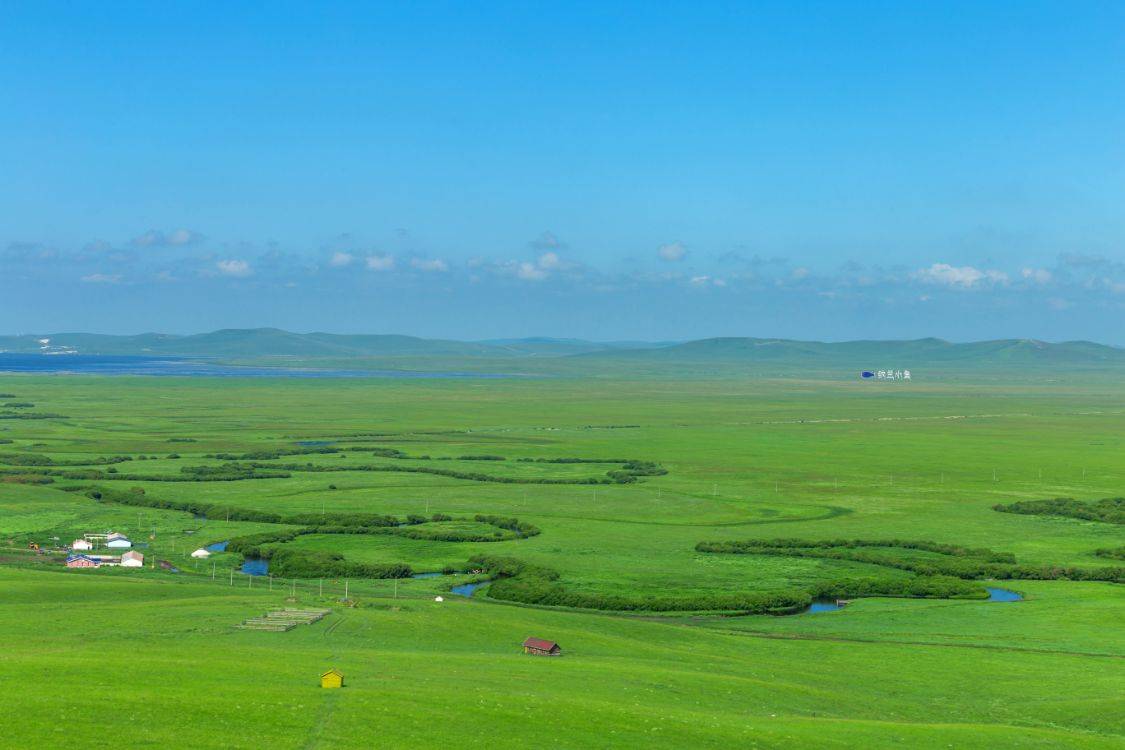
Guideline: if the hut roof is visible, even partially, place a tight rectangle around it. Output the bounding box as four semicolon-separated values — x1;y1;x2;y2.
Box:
522;637;559;651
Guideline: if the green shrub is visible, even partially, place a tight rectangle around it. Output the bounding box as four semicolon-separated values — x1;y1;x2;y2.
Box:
993;497;1124;525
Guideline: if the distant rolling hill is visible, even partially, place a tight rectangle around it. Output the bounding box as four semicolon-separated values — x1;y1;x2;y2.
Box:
0;329;1121;369
0;329;505;358
572;336;1125;367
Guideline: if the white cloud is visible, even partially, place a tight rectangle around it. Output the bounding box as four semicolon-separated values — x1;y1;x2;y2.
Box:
1021;267;1052;284
497;251;571;282
81;273;121;284
216;259;252;277
365;254;395;271
411;258;449;272
689;275;711;286
913;263;1008;289
166;228;201;246
516;262;547;281
329;252;355;268
658;242;687;262
530;231;563;251
132;228;203;248
791;267;810;280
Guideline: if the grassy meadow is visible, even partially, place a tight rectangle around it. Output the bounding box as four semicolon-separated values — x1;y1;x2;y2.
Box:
0;369;1122;748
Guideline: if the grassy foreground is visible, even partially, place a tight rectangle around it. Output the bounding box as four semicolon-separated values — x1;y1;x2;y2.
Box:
0;370;1122;748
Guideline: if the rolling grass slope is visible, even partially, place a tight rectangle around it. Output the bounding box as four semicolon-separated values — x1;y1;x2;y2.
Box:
0;369;1121;747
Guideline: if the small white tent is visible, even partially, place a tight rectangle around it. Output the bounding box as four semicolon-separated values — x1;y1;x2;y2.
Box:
190;548;211;558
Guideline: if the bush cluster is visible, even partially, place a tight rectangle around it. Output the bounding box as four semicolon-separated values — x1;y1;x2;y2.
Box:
0;453;130;467
1;474;54;485
993;497;1124;525
468;554;809;613
695;538;1124;584
0;412;67;420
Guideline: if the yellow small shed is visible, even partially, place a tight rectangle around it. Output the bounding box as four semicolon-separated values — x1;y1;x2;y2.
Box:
320;668;343;689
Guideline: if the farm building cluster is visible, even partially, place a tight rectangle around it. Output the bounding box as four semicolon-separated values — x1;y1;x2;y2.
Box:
64;532;143;568
66;550;144;568
71;531;133;550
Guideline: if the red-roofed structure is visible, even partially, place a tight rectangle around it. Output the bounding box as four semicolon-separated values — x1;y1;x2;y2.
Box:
522;637;561;656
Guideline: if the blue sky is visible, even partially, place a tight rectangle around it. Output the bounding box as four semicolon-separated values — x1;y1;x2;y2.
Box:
1;1;1123;342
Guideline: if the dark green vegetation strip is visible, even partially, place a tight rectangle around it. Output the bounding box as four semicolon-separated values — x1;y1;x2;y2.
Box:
695;538;1124;583
203;444;668;485
465;554;984;614
993;497;1124;525
0;463;291;482
78;485;539;538
247;459;661;485
0;452;130;467
74;486;540;579
472;553;811;613
1095;546;1125;560
0;412;68;420
1;441;668;485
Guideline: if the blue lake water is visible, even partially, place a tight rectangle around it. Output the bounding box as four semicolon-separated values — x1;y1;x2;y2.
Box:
0;354;512;379
451;581;489;597
206;541;229;552
987;587;1022;602
241;558;269;576
411;572;443;579
805;599;843;613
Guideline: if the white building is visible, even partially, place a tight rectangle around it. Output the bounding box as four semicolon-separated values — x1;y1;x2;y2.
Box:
190;548;211;559
120;551;144;567
71;539;94;551
105;532;132;549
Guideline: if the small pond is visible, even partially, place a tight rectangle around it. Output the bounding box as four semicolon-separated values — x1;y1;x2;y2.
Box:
987;587;1022;602
451;580;489;597
803;599;843;614
296;440;336;446
411;572;443;579
206;541;229;552
241;558;269;576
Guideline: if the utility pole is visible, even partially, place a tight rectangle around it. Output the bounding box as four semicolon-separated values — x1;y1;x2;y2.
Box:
319;579;323;597
344;579;349;599
394;579;398;599
230;568;234;586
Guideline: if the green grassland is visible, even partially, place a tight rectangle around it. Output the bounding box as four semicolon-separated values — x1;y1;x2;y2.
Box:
0;370;1122;748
